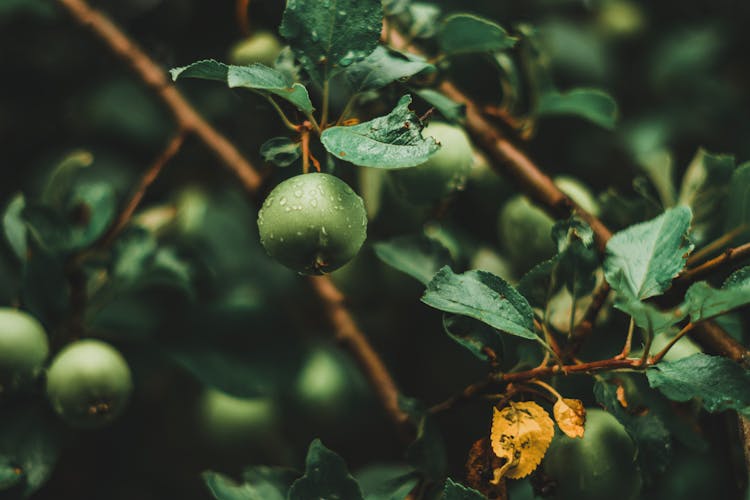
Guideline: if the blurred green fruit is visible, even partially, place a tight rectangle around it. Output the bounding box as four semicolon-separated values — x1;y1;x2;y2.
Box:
470;246;515;281
543;408;641;500
46;339;133;429
498;176;599;271
498;196;556;271
650;333;703;362
293;347;357;421
392;122;473;204
228;31;283;67
0;308;49;393
598;0;645;38
257;173;367;275
197;388;278;448
554;176;600;216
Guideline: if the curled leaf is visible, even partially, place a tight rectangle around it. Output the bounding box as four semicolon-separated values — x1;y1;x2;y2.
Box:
490;401;554;480
553;398;586;439
465;438;507;499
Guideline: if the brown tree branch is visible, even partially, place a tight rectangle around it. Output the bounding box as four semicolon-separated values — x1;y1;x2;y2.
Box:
674;242;750;289
98;131;186;249
56;0;411;435
386;25;749;365
57;0;263;194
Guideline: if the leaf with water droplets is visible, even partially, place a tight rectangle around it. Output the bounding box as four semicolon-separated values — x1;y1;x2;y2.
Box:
344;46;434;94
280;0;383;86
422;266;538;341
321;95;439;169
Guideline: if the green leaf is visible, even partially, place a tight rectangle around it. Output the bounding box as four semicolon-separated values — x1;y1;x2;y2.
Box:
536;88;619;130
66;182;117;250
373;233;452;285
345;46;434;94
439;14;517;56
321;95;439;168
21;240;69;326
422;266;538;341
279;0;383;86
392;3;441;40
413;88;466;123
288;439;363;500
443;478;486;500
725;162;750;239
647;353;750;417
613;297;685;336
678;149;735;244
0;405;62;498
3;194;27;260
401;397;447;481
355;465;420;500
260;137;301;168
203;467;298;500
684;267;750;322
170;60;314;114
594;379;672;482
40;150;94;208
0;463;24;492
517;258;558;309
442;314;504;363
552;218;599;297
604;206;694;300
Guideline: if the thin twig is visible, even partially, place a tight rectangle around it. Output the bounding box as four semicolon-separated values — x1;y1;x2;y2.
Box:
98;131;186;248
57;0;263;193
650;323;695;364
236;0;251;36
57;0;412;437
674;242;750;288
687;225;748;267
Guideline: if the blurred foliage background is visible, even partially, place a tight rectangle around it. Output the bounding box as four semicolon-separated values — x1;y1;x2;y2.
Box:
1;0;749;499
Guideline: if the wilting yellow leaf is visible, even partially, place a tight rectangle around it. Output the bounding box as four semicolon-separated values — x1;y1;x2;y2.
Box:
490;401;555;480
553;398;586;438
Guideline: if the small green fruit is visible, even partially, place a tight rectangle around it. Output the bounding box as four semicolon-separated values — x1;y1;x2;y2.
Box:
197;389;278;448
554;176;600;216
228;31;283;67
543;408;641;500
498;195;556;271
46;339;133;428
498;176;599;271
392;122;473;204
0;308;49;393
257;173;367;274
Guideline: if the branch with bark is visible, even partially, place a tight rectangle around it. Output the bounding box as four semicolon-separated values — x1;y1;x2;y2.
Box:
56;0;411;435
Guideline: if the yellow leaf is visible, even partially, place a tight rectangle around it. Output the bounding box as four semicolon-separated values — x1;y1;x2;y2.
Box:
490;401;555;480
553;398;586;438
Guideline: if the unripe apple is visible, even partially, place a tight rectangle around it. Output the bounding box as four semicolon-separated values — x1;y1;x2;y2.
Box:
542;408;641;500
0;308;49;393
392;122;473;204
498;176;599;271
197;388;278;448
257;173;367;275
46;339;133;429
228;31;283;67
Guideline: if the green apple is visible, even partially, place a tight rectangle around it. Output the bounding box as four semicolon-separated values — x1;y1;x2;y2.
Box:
543;408;641;500
228;31;283;67
392;122;473;204
197;388;278;448
0;308;49;393
498;176;599;271
46;339;133;429
257;173;367;275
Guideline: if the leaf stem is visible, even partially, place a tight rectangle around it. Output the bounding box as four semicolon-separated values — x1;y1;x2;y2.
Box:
320;80;331;129
650;322;696;364
265;96;300;132
687;224;748;267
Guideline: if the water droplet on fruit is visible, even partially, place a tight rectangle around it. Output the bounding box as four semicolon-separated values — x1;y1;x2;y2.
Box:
280;197;287;206
294;190;303;198
311;199;318;208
